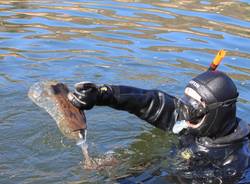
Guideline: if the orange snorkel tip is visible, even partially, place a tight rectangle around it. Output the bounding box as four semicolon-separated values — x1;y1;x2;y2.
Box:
208;49;226;71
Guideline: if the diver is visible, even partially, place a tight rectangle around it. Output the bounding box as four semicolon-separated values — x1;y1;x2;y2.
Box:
68;51;250;184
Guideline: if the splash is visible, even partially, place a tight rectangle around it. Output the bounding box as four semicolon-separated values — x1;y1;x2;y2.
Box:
77;130;93;168
77;131;118;170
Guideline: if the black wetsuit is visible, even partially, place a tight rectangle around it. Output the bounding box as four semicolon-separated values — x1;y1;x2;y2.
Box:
98;85;250;184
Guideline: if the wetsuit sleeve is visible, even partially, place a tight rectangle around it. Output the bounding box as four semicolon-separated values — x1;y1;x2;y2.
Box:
97;85;176;131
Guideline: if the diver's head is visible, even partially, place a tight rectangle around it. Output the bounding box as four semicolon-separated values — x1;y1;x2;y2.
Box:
176;70;238;138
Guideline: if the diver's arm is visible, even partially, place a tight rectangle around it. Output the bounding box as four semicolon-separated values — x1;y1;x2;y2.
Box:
97;85;176;131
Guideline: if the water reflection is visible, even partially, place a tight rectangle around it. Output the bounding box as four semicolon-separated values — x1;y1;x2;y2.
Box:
0;0;249;183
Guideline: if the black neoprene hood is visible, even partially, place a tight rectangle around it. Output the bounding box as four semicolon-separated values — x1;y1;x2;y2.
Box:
185;70;238;138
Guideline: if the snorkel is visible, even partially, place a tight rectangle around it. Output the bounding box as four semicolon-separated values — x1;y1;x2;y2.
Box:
208;49;226;71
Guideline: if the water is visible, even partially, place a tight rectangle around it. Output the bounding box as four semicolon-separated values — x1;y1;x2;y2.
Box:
0;0;250;183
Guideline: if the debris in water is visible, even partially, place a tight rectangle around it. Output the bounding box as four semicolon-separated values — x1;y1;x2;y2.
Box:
28;81;87;140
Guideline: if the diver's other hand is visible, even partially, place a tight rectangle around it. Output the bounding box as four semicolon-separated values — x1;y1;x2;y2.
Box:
68;82;99;110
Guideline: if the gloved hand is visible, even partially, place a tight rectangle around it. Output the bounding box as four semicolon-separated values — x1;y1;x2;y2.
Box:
68;82;99;110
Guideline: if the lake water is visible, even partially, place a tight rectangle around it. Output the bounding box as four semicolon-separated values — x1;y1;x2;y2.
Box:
0;0;250;183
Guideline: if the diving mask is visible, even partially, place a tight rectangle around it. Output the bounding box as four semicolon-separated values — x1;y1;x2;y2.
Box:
176;95;205;123
172;95;205;134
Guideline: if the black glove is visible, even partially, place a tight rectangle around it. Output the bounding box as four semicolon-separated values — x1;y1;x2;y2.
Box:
68;82;112;110
68;82;99;110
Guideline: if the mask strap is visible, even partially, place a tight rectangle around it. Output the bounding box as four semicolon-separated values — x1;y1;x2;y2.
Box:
204;96;238;113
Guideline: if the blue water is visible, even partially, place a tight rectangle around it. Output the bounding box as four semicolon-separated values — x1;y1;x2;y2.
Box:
0;0;250;183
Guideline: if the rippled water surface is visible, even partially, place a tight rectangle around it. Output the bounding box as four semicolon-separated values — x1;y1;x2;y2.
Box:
0;0;250;183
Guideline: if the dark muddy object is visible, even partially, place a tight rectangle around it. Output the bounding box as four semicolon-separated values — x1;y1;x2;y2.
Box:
28;81;87;140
